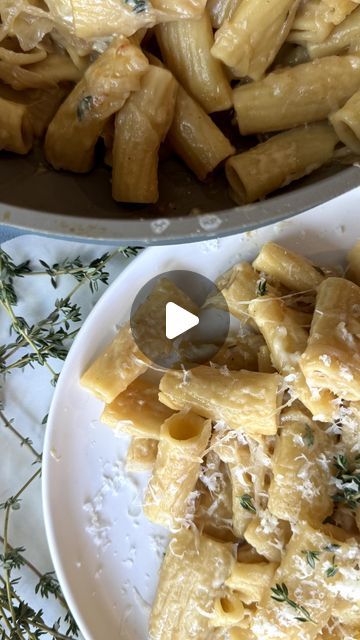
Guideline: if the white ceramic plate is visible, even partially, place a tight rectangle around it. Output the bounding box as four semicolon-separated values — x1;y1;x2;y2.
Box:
42;192;360;640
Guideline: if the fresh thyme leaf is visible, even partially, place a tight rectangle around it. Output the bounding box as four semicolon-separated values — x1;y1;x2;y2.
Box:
35;571;62;600
325;555;338;578
271;583;315;624
301;549;320;569
323;543;340;552
332;453;360;510
0;497;21;511
64;609;79;636
0;547;26;570
256;277;267;297
76;95;93;122
122;246;143;258
238;494;256;513
124;0;146;12
304;424;314;447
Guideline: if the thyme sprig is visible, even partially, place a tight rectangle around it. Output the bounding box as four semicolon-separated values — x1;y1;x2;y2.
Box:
0;243;141;638
0;247;142;384
271;583;315;624
301;549;320;569
238;494;256;513
333;453;360;510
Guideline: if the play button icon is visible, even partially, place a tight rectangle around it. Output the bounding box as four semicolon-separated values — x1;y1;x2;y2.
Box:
130;270;230;370
165;302;199;340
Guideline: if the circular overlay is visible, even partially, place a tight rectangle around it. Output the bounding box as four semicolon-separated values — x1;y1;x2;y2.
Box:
130;270;230;370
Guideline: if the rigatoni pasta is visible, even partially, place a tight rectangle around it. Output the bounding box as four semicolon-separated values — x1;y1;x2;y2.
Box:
0;97;33;153
3;0;360;207
225;123;338;204
329;87;360;152
156;10;232;113
159;365;284;435
81;239;360;640
233;55;360;135
143;411;211;528
211;0;300;80
112;64;177;203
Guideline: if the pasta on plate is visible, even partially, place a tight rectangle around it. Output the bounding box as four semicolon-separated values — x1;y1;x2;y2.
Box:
2;0;360;206
82;240;360;640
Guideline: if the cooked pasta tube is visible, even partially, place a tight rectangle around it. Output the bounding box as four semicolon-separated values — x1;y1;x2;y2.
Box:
0;85;69;138
322;0;359;24
156;10;232;113
45;37;148;172
152;0;207;16
226;562;278;604
112;65;177;203
159;366;283;435
301;277;360;401
257;345;274;373
0;53;83;90
143;411;211;528
148;51;234;177
330;88;360;153
212;334;266;372
207;0;242;28
287;0;334;44
0;44;47;65
0;97;33;153
250;522;356;639
125;437;158;472
214;262;278;322
268;408;334;526
101;376;172;439
347;239;360;285
195;453;236;542
210;592;245;627
252;242;325;291
67;0;207;40
150;529;234;640
307;6;360;58
244;515;291;563
80;322;148;404
211;0;300;80
237;543;267;564
167;84;234;180
248;296;337;421
233;56;360;134
212;433;255;536
226;124;338;204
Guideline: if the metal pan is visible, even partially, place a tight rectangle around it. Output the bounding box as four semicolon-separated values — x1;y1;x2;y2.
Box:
1;151;359;245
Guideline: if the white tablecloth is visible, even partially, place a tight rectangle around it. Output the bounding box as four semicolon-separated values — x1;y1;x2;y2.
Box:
0;234;137;637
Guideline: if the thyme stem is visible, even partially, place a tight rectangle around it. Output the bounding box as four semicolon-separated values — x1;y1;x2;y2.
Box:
0;410;41;461
3;469;41;634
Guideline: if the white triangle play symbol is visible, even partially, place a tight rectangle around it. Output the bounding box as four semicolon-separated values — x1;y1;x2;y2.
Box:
165;302;199;340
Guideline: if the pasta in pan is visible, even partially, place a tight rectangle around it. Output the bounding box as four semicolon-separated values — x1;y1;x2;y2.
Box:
2;0;360;207
82;240;360;640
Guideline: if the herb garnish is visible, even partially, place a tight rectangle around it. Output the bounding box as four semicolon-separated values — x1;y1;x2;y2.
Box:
124;0;146;13
303;424;314;447
271;583;315;624
256;277;267;297
238;494;256;513
301;550;320;569
77;95;93;121
332;454;360;510
325;555;338;578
